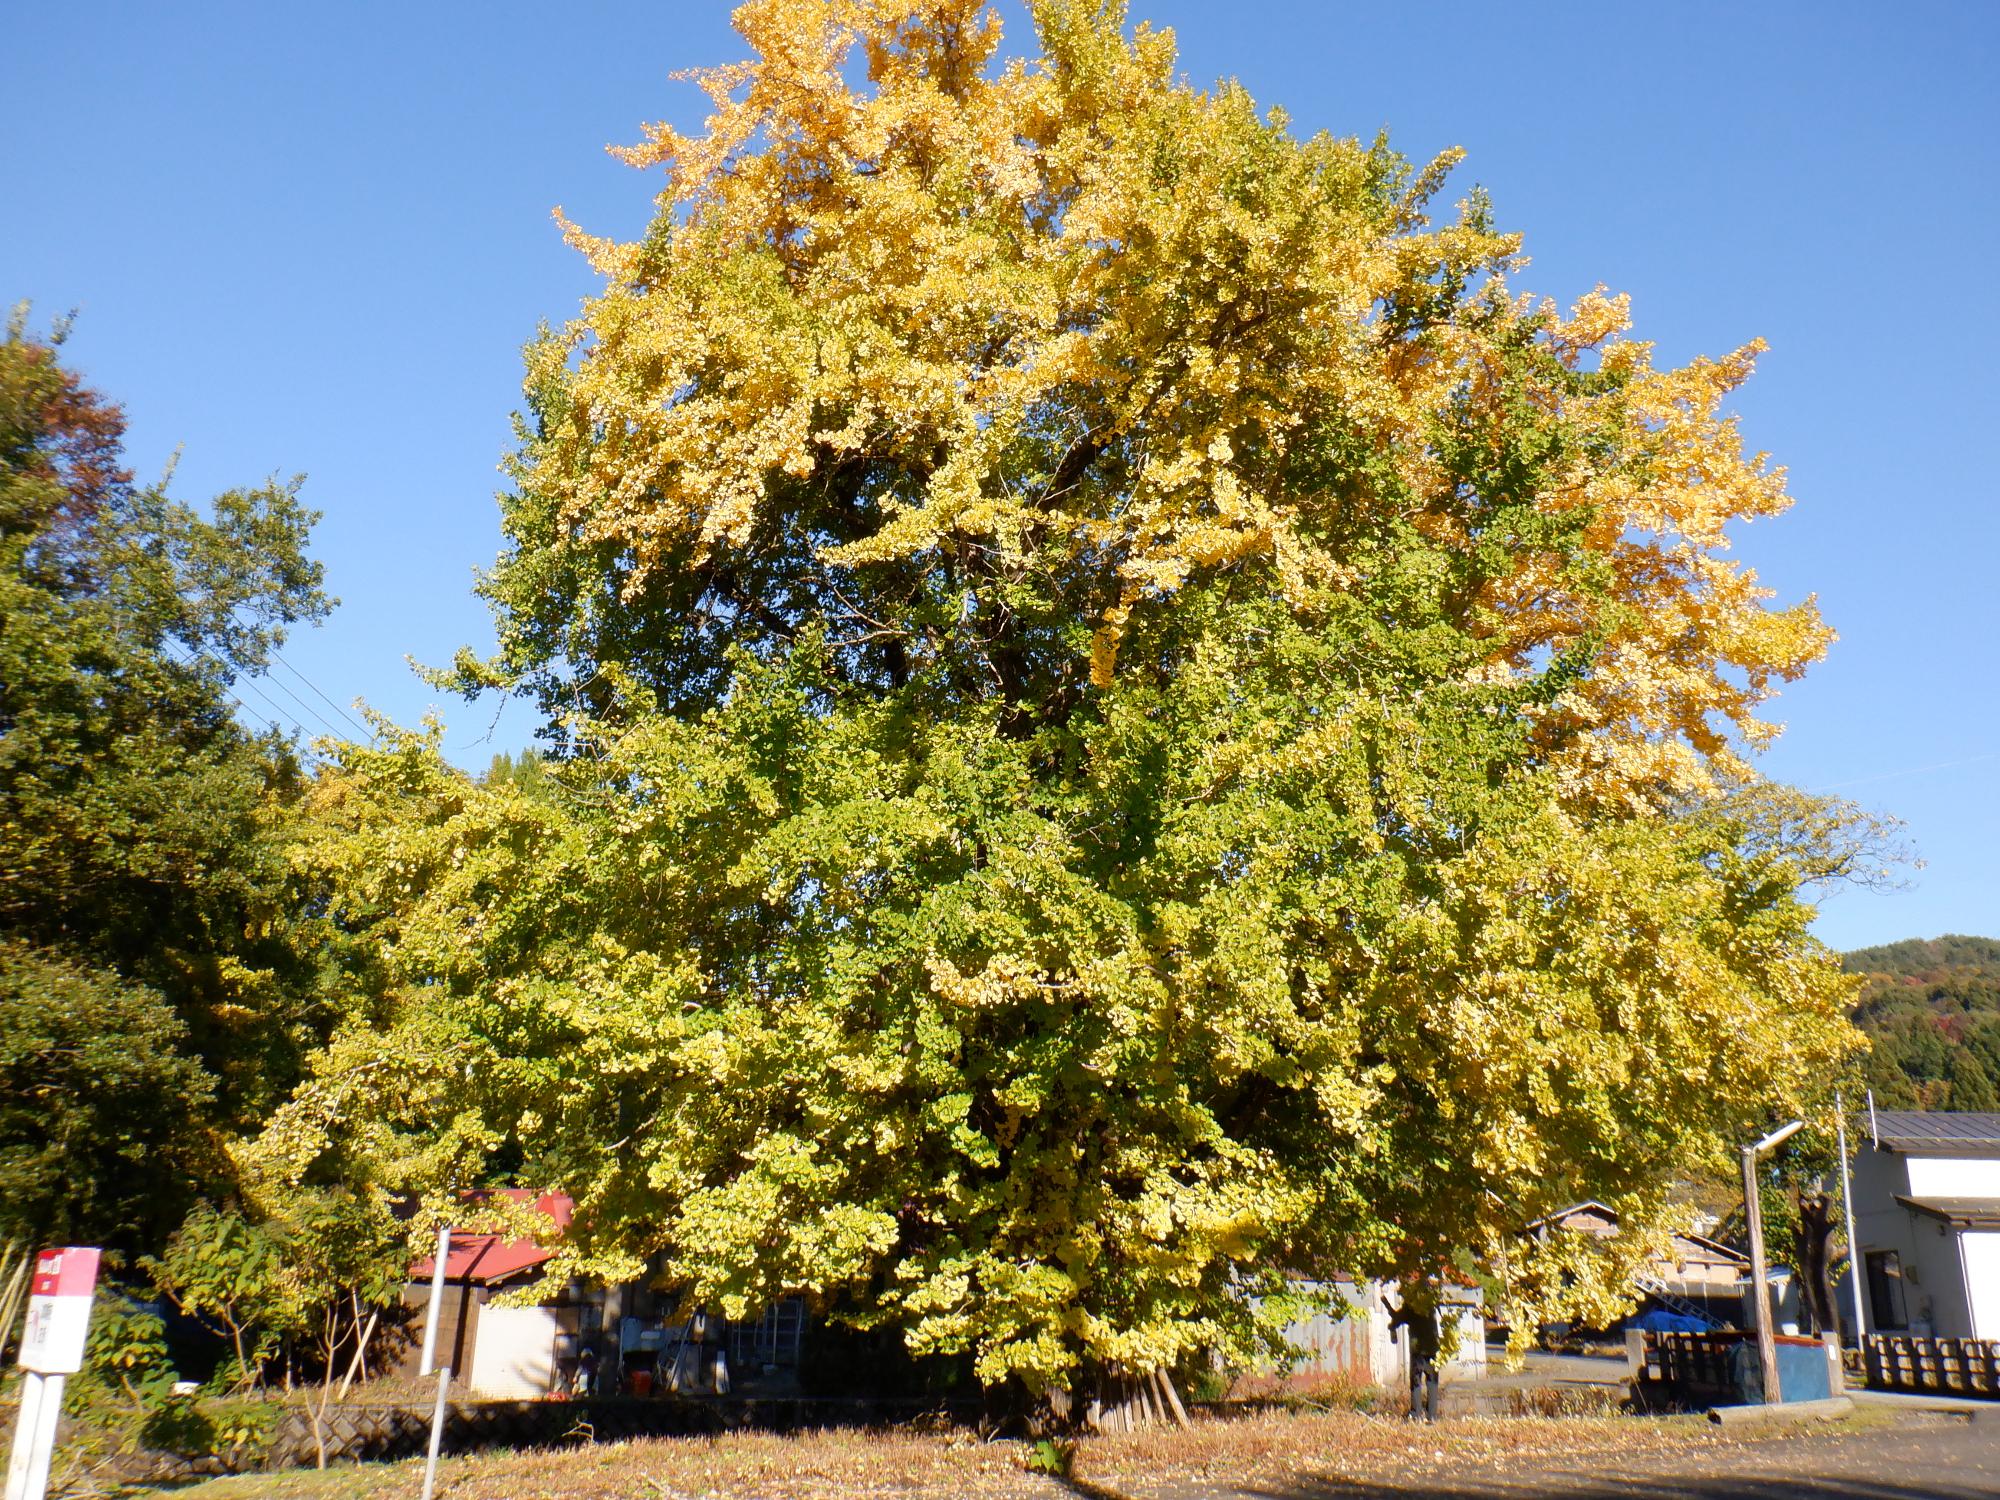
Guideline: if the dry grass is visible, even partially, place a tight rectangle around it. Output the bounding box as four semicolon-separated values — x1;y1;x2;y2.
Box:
120;1406;1744;1500
1072;1408;1721;1496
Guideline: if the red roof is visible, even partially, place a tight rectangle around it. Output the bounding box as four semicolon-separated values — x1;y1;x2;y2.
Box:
409;1190;573;1287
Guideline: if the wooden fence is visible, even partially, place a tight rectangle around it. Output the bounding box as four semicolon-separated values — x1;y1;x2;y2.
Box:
1632;1330;1747;1408
1865;1334;2000;1398
1633;1330;1842;1408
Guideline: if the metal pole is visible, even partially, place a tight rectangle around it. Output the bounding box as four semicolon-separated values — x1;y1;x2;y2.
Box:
1836;1094;1868;1347
416;1222;453;1500
1743;1146;1783;1405
417;1224;451;1377
420;1364;450;1500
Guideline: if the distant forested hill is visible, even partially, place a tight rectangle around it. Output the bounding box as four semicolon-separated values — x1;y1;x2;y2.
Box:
1845;936;2000;1110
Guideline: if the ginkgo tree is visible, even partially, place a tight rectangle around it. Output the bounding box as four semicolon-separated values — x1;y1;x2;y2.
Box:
272;0;1859;1416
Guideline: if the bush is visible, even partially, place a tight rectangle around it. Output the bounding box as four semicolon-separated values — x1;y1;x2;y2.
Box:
46;1287;278;1484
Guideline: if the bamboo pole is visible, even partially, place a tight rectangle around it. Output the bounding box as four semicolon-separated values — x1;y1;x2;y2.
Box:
0;1245;28;1364
335;1310;380;1402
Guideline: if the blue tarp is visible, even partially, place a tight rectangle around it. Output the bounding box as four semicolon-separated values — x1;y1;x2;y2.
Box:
1632;1308;1716;1334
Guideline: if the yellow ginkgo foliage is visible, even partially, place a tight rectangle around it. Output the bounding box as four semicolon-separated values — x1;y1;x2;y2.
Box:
284;0;1867;1415
503;0;1825;806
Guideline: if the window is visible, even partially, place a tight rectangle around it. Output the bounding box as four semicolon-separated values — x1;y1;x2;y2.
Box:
1866;1250;1909;1330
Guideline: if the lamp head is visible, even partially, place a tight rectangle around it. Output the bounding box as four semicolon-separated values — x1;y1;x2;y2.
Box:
1752;1119;1805;1156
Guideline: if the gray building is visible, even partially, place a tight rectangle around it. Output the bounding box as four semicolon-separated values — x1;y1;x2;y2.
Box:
1844;1110;2000;1341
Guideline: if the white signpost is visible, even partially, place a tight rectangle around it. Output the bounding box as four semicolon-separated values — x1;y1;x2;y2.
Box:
418;1225;452;1500
6;1247;101;1500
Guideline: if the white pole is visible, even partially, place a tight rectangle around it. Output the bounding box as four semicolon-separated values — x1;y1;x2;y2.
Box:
416;1223;453;1500
1836;1094;1868;1347
3;1371;62;1500
420;1365;450;1500
3;1370;44;1500
417;1224;451;1377
1868;1089;1878;1149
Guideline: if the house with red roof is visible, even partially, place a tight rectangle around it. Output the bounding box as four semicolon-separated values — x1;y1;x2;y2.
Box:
398;1190;804;1400
397;1191;589;1399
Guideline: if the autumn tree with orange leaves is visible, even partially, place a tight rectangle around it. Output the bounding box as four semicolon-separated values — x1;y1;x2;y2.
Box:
278;0;1861;1416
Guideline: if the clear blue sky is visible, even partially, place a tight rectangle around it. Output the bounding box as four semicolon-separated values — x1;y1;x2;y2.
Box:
4;1;1994;951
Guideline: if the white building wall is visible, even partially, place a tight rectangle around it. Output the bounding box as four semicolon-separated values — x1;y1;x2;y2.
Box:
468;1305;561;1398
1905;1156;2000;1198
1908;1215;1973;1336
1843;1147;1985;1339
1961;1233;2000;1340
1844;1148;1913;1337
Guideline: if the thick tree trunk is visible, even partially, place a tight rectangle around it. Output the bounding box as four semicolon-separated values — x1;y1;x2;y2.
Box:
1797;1189;1841;1337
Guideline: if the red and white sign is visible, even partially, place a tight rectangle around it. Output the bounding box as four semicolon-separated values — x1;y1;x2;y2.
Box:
17;1248;99;1375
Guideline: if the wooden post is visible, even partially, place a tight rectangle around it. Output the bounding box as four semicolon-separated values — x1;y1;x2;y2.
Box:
336;1309;379;1402
1743;1144;1783;1404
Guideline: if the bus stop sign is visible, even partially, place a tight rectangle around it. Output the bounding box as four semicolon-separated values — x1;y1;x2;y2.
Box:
18;1248;99;1375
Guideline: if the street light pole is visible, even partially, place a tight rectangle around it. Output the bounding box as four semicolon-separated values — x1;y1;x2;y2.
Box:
1743;1120;1803;1406
1835;1093;1868;1348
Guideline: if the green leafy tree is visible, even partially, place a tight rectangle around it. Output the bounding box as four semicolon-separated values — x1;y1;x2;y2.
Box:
0;943;214;1248
145;1203;292;1391
0;309;337;1250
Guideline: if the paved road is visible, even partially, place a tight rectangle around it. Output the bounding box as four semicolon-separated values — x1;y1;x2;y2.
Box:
1241;1416;2000;1499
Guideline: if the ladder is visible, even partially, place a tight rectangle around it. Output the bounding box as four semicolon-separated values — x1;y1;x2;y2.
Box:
659;1318;694;1392
1633;1272;1719;1327
731;1297;807;1369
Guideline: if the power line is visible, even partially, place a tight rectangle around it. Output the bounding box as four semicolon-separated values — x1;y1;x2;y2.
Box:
269;647;371;738
243;660;347;740
163;641;313;743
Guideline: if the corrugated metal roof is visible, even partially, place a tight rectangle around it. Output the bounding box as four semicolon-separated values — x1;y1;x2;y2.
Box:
408;1190;572;1287
1872;1110;2000;1154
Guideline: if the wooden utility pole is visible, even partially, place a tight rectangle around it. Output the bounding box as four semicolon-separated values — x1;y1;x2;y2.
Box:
1741;1144;1782;1404
1742;1120;1803;1406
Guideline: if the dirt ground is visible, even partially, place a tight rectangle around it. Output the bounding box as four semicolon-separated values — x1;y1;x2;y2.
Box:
110;1405;1998;1500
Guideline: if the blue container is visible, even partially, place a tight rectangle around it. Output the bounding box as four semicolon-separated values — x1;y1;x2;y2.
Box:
1730;1337;1832;1403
